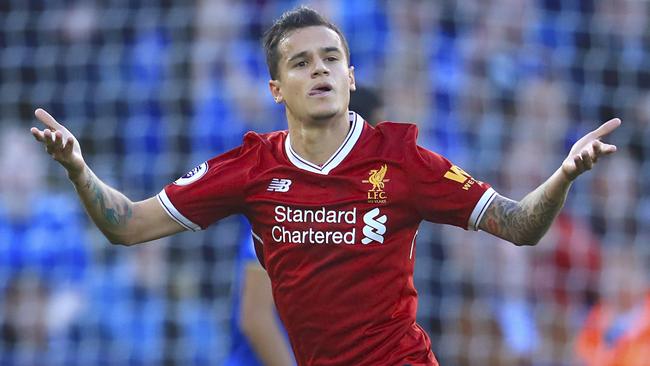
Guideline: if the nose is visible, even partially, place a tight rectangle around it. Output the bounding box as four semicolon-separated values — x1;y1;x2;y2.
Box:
311;58;329;77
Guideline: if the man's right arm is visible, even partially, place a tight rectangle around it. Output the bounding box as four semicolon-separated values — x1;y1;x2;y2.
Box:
71;166;184;245
31;108;185;245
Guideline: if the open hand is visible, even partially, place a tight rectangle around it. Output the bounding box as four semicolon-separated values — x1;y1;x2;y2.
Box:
30;108;85;179
561;118;620;181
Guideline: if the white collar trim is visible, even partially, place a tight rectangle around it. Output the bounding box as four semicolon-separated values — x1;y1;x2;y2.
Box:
285;111;364;175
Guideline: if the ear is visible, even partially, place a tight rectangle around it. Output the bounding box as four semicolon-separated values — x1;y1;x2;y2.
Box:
269;79;283;104
348;66;356;92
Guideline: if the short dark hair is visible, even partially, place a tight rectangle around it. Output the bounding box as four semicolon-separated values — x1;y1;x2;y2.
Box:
263;6;350;80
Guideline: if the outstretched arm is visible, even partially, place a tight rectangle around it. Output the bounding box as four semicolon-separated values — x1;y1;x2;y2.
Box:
30;108;185;245
478;118;620;246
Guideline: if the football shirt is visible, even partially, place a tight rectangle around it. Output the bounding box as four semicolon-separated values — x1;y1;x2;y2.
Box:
159;112;495;365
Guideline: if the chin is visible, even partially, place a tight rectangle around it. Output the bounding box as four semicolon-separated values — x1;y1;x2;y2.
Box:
309;107;341;121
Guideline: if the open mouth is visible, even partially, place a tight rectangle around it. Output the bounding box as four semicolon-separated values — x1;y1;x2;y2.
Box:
309;84;333;96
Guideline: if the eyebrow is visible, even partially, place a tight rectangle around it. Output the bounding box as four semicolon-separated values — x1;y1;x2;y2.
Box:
287;47;342;63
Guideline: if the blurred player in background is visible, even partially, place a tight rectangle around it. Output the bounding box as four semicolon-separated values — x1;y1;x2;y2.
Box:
0;127;88;365
575;246;650;366
30;7;621;366
226;220;294;366
349;85;384;126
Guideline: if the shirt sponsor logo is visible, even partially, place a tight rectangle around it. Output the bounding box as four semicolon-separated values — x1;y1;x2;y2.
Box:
174;162;208;186
267;178;292;192
443;165;476;191
362;208;388;244
269;206;389;246
272;206;357;244
362;164;390;203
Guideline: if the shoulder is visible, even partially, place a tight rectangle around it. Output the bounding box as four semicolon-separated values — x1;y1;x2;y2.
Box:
238;129;287;164
201;130;287;167
368;121;450;170
361;121;421;153
242;130;287;149
371;121;419;143
373;121;419;134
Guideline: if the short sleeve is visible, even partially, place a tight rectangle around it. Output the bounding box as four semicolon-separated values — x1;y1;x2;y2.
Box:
157;136;260;230
405;125;496;230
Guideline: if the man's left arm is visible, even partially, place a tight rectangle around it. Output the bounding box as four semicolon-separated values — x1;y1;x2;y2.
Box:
478;118;621;246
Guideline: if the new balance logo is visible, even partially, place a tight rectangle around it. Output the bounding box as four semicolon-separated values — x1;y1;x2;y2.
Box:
362;208;388;244
267;178;292;192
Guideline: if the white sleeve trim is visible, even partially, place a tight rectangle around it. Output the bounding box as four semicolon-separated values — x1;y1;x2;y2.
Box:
156;189;202;232
468;187;497;231
251;231;264;245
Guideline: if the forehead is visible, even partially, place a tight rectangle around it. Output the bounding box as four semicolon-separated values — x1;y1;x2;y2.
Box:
277;26;343;60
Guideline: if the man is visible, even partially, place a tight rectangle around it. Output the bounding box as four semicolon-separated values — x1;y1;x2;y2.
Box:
31;6;619;366
226;84;384;366
225;84;384;366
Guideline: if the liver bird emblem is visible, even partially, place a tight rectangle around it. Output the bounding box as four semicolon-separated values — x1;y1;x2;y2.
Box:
366;164;388;191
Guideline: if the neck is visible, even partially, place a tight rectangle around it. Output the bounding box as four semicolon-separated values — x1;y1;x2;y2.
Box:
286;111;350;166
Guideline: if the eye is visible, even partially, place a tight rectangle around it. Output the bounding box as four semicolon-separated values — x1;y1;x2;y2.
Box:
326;56;339;62
294;61;307;68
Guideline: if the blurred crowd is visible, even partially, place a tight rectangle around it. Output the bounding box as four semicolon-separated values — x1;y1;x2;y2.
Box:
1;1;649;365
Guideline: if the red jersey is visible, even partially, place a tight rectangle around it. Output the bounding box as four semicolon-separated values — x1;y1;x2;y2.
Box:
158;112;495;366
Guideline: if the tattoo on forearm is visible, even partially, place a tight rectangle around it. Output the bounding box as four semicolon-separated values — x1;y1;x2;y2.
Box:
481;189;564;245
84;174;133;226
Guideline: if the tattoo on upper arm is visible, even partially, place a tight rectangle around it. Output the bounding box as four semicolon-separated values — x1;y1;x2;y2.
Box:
480;195;520;240
479;190;563;245
85;174;133;226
